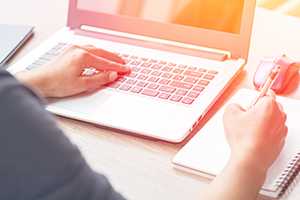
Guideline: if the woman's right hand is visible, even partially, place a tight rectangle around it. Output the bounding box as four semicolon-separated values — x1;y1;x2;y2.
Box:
223;95;288;174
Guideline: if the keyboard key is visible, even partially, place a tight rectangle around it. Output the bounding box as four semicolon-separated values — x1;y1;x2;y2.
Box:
128;73;138;78
173;75;184;81
130;87;143;93
119;84;132;91
150;59;158;63
161;73;173;79
141;57;148;62
182;98;194;105
193;86;205;92
142;89;159;97
26;64;39;70
170;81;193;90
208;70;219;74
183;77;198;84
184;71;203;78
170;95;183;102
162;66;173;72
151;64;163;70
151;71;162;76
173;68;184;74
176;89;188;96
130;55;138;59
148;76;159;83
178;64;187;69
158;93;171;100
198;80;210;86
188;66;198;71
121;54;129;58
141;69;152;74
168;63;177;67
159;86;176;93
187;91;201;99
203;74;215;80
158;79;170;85
131;67;141;72
137;75;148;80
147;83;159;90
198;68;207;72
129;60;141;66
137;81;148;87
39;54;54;62
141;62;152;68
136;81;148;87
125;79;137;85
32;60;47;66
118;77;127;82
159;61;167;65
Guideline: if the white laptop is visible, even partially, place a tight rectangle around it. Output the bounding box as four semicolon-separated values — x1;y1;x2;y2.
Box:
8;0;255;143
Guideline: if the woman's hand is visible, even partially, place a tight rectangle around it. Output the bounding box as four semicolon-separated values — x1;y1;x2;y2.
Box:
223;95;287;174
202;94;288;200
16;45;130;98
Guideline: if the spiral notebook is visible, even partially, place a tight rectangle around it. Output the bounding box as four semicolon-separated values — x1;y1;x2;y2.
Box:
173;89;300;199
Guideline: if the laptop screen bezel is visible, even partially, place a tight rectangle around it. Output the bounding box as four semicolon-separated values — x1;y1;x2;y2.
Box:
68;0;255;59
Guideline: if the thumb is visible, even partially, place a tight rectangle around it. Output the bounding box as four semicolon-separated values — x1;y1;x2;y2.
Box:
223;103;245;128
224;103;245;117
81;71;118;90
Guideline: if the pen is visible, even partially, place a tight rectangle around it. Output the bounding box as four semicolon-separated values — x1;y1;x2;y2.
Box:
250;65;281;107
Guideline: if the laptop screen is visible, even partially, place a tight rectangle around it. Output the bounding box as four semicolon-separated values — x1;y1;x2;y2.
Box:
77;0;245;34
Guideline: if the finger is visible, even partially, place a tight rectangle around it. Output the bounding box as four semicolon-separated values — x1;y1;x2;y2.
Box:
85;53;130;74
81;71;119;90
282;126;288;138
276;102;284;113
80;45;125;64
277;138;286;153
276;125;288;141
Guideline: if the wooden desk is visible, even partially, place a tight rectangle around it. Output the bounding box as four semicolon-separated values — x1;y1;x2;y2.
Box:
1;1;300;199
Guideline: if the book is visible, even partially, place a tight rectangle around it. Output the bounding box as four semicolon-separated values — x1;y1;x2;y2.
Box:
173;89;300;199
0;24;34;67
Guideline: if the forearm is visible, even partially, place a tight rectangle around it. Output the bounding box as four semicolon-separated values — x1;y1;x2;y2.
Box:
202;157;267;200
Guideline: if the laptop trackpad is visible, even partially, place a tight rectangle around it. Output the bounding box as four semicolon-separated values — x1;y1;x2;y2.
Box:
47;89;193;140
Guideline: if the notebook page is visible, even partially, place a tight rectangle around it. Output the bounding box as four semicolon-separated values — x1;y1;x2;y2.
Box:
173;89;300;192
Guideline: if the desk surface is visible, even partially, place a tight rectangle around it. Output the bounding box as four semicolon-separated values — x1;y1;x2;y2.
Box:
1;1;300;199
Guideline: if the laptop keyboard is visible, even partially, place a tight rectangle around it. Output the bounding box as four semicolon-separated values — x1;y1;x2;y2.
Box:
26;43;219;105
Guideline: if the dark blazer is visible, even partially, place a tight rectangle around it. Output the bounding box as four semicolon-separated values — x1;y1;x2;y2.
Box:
0;70;125;200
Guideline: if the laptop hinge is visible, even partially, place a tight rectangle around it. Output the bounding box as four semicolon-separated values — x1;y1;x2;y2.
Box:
75;25;231;61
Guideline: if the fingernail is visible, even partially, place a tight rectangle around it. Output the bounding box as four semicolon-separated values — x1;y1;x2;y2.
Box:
109;72;118;81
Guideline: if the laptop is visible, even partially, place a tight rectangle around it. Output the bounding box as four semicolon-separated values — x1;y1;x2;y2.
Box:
8;0;255;143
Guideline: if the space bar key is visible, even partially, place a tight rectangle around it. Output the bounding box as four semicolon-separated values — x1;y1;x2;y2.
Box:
170;81;193;90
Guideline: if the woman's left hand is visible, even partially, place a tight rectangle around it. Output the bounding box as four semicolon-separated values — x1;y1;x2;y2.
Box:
16;45;131;98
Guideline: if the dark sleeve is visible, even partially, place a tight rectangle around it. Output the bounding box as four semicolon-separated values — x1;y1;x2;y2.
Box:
0;70;126;200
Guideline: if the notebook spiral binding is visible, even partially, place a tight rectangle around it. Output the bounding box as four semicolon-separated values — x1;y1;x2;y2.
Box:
274;152;300;198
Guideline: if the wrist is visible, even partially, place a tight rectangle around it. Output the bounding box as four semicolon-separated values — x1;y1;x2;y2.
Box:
229;155;268;182
15;70;52;98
